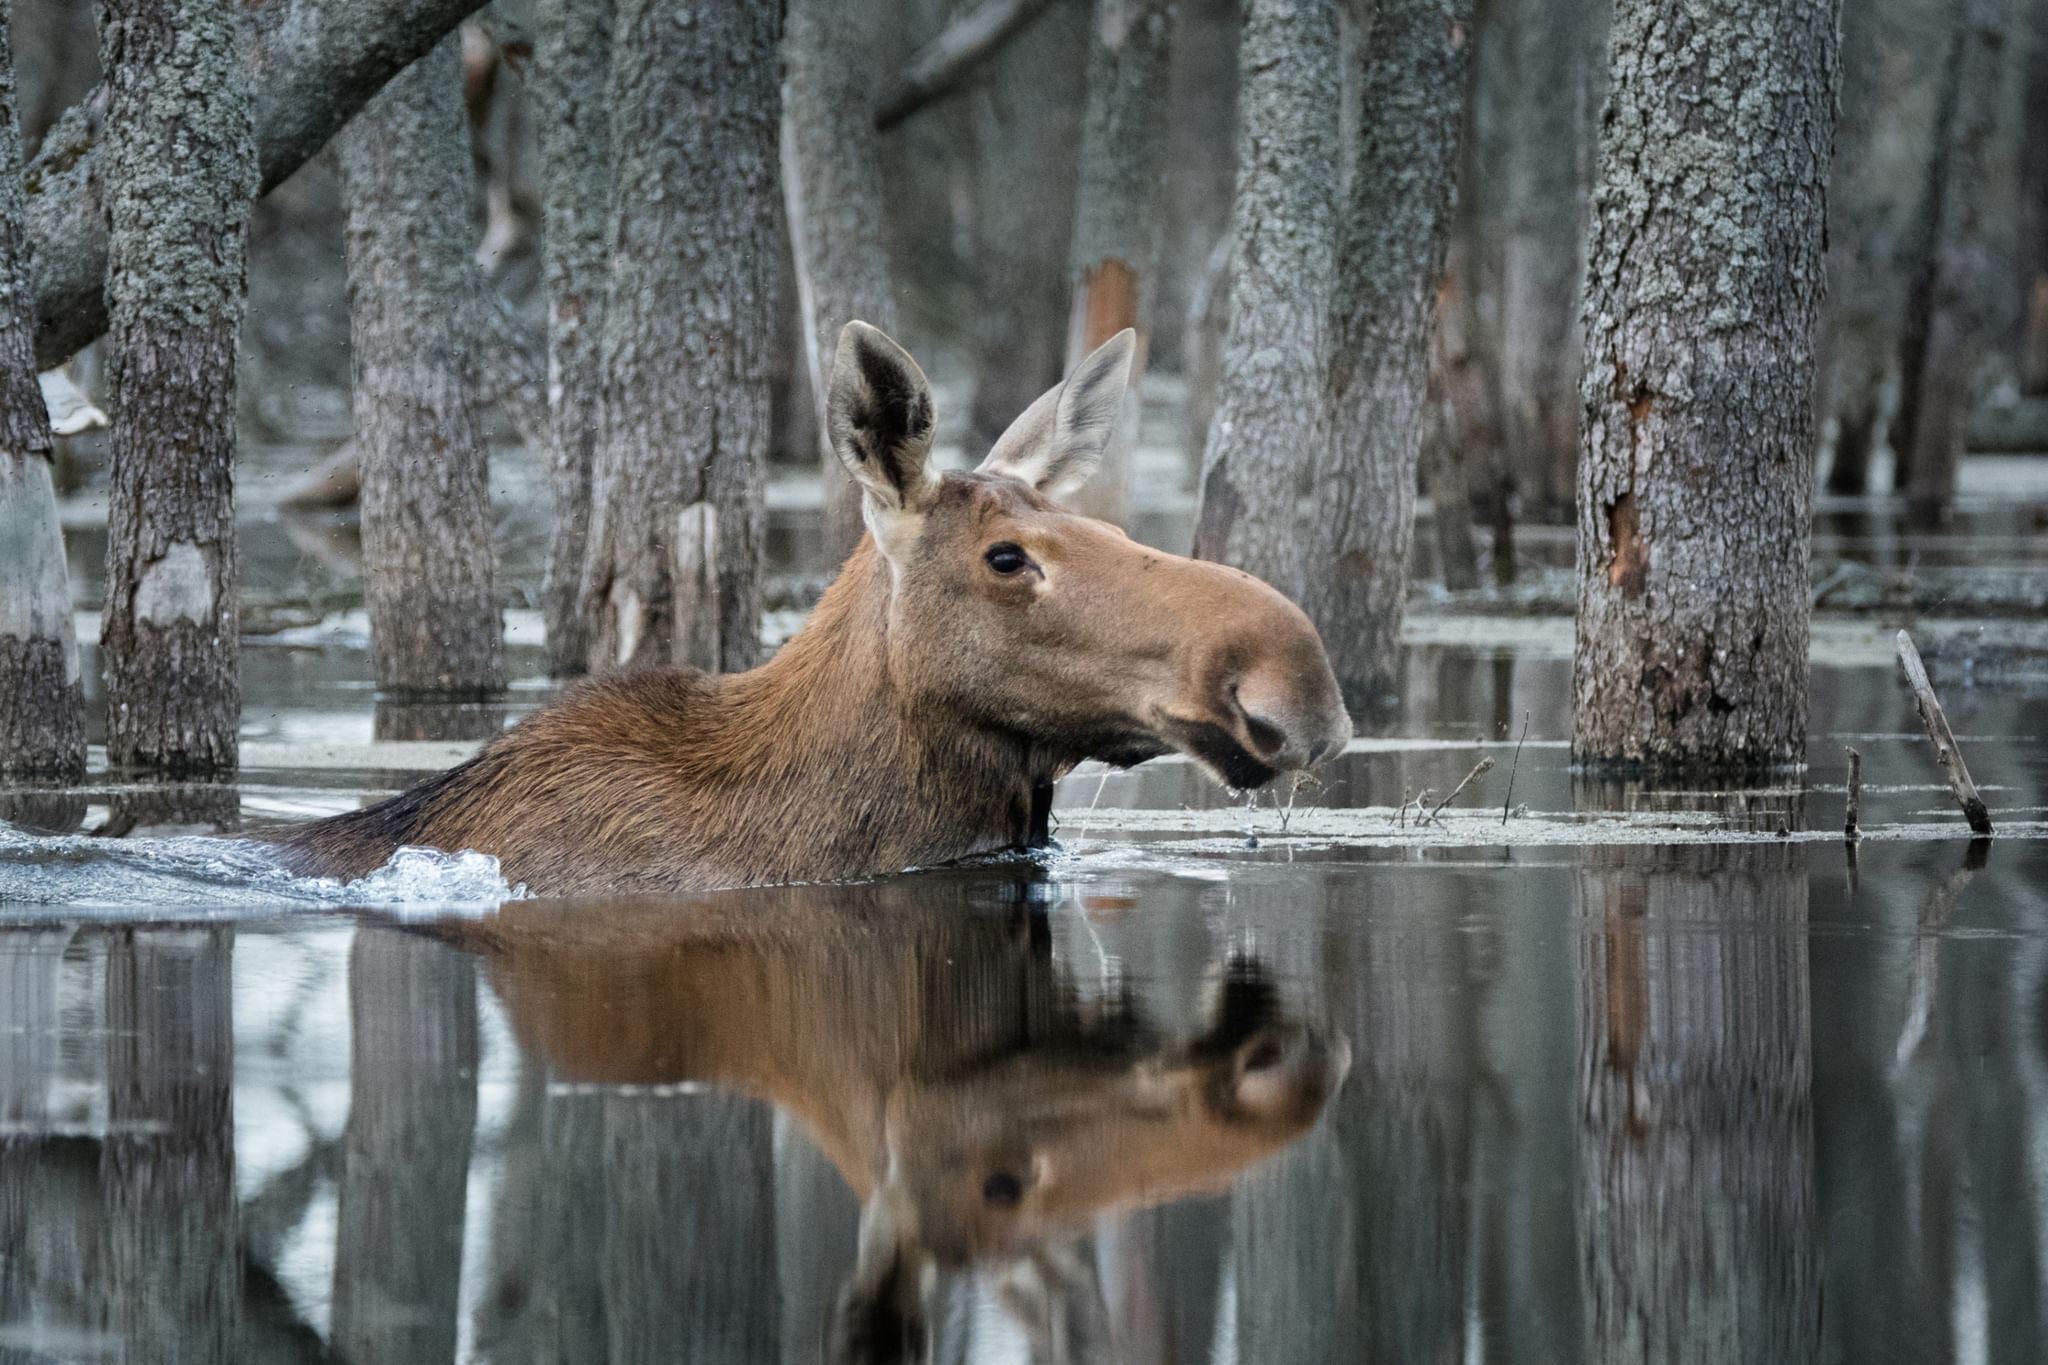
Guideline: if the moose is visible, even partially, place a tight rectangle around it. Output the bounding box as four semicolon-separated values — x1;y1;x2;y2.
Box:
280;323;1351;895
438;870;1349;1362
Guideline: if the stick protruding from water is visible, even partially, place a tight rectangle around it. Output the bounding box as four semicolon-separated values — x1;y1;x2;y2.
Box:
1843;746;1862;841
1895;631;1992;836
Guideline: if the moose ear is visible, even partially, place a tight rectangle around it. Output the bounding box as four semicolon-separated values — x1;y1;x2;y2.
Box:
978;329;1136;500
827;1184;933;1365
828;322;941;532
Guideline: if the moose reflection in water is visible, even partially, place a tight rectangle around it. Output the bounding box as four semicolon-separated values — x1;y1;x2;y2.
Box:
444;869;1349;1361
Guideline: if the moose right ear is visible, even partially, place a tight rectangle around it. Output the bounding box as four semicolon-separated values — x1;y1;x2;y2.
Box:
828;322;941;558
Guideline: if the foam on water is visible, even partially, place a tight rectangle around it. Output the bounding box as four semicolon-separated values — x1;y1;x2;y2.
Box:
0;823;523;917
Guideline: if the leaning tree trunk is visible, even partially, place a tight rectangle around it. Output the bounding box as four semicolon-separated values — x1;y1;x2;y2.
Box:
578;0;780;674
96;0;254;779
783;0;899;561
1571;0;1837;776
535;0;613;676
1062;0;1175;525
1498;0;1597;522
1896;0;2023;529
1300;0;1471;714
1190;0;1339;599
0;4;83;782
335;34;504;703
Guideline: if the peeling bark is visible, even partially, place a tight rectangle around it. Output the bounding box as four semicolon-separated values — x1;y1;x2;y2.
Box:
1571;0;1837;775
784;0;897;560
1302;0;1472;714
0;3;83;781
1190;0;1339;598
96;0;254;778
577;0;779;673
335;33;504;699
535;0;613;676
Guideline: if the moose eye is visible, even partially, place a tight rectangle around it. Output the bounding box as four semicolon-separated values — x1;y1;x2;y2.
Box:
984;542;1030;576
981;1172;1025;1207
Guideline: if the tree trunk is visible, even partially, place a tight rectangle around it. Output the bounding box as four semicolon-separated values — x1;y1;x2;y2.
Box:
1576;847;1818;1364
335;34;504;699
784;0;898;561
103;927;239;1365
1062;0;1175;525
962;0;1086;455
578;0;779;674
1301;0;1471;715
1149;0;1236;380
1819;0;1949;496
1571;0;1837;776
331;926;480;1365
0;4;83;782
2021;0;2048;395
1498;0;1597;522
29;0;491;371
1897;0;2023;528
1189;0;1339;599
535;0;613;677
96;0;253;778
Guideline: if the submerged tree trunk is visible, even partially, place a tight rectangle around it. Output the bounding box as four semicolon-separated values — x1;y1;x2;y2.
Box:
335;34;504;700
963;0;1086;455
0;7;82;782
579;1;780;673
1571;0;1836;776
784;0;898;560
30;0;491;370
1063;0;1175;524
1190;0;1339;597
535;0;613;676
96;0;253;778
1302;0;1471;714
1896;0;2023;528
1498;0;1597;522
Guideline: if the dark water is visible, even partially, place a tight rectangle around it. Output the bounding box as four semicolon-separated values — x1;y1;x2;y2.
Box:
5;837;2047;1364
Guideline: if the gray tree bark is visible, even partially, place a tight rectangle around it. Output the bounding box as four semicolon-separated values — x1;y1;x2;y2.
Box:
28;0;490;370
335;34;504;700
1895;0;2024;527
1576;848;1818;1364
961;0;1086;456
1150;0;1236;380
1189;0;1339;598
1571;0;1837;775
535;0;613;677
0;3;83;782
96;0;254;778
1062;0;1174;525
1498;0;1599;521
784;0;897;560
331;925;480;1365
578;0;779;673
1301;0;1471;714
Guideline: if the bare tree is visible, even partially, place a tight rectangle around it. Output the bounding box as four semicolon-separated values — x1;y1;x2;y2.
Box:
0;4;83;782
335;34;505;702
578;1;780;673
784;0;898;559
1572;0;1838;775
1190;0;1339;598
1894;0;2024;527
96;0;254;778
535;0;613;675
1301;0;1472;711
1062;0;1175;524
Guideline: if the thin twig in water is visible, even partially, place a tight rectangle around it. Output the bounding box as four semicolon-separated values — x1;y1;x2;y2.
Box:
1843;746;1862;841
1398;787;1412;829
1423;758;1495;826
1502;711;1530;826
1895;630;1993;835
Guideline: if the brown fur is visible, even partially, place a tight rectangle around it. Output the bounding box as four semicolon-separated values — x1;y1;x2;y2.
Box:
276;329;1350;896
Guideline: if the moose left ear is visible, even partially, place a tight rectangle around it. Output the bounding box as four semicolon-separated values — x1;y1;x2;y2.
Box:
828;321;942;525
978;329;1136;500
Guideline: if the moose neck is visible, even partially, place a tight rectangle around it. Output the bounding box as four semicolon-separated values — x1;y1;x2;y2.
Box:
669;540;1054;884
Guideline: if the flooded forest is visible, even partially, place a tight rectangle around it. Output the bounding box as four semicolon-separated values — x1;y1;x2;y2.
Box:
4;0;2048;1362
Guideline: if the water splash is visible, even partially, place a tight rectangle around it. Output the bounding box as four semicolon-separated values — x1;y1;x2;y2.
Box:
0;822;523;917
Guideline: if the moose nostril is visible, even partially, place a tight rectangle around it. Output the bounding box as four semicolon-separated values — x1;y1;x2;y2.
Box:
1307;739;1329;764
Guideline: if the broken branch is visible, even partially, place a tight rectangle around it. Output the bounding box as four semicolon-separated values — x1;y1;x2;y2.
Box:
1423;758;1494;827
1895;630;1992;835
1843;745;1861;841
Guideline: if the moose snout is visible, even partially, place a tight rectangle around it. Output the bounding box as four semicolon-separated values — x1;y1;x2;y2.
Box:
1229;639;1353;774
